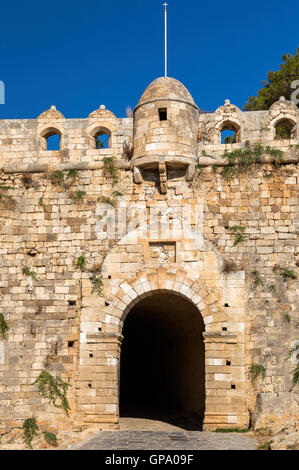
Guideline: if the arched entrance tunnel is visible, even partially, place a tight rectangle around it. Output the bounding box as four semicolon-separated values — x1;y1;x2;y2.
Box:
119;292;205;429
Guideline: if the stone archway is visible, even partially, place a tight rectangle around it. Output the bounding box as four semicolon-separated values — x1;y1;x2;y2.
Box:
77;267;249;431
119;290;206;429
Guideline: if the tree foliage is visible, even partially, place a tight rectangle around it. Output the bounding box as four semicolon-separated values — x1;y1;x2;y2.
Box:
244;47;299;110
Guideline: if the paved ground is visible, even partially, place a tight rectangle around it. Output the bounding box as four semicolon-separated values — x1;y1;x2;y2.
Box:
71;417;258;450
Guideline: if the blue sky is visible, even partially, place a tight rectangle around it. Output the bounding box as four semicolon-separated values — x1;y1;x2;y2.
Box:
0;0;298;119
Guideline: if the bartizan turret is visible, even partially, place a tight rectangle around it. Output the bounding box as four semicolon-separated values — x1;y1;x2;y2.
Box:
132;77;199;192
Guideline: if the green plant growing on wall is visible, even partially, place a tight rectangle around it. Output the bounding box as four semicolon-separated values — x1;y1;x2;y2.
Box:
33;370;70;416
22;417;59;448
0;184;15;209
283;314;291;323
102;157;118;184
49;170;65;185
280;267;297;281
232;234;246;246
70;190;86;202
252;270;264;287
227;225;247;247
75;255;86;271
268;284;276;293
220;142;284;178
195;163;204;173
22;266;37;281
199;149;216;160
215;427;249;433
22;417;39;449
249;364;266;382
67;169;78;180
97;196;114;206
89;275;104;296
229;225;246;232
0;313;9;340
254;427;272;436
43;431;58;447
111;190;123;197
38;197;45;209
257;441;272;450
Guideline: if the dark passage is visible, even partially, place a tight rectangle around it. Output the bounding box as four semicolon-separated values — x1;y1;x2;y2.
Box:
119;292;205;429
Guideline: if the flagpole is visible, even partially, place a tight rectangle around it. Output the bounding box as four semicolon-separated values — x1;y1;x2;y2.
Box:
164;3;168;77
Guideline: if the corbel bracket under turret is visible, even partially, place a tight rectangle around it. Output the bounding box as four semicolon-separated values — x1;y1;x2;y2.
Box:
158;161;167;194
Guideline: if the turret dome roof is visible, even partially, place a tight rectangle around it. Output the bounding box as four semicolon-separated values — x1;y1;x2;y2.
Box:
136;77;197;109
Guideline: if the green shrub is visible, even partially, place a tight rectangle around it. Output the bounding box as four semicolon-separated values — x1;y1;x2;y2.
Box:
257;441;271;450
0;313;9;340
67;169;78;180
33;370;70;416
280;267;297;280
75;255;86;271
49;170;64;184
215;427;249;433
221;142;284;178
102;157;118;184
249;364;266;382
44;431;58;447
22;417;39;449
89;275;104;296
252;270;263;287
70;190;86;202
22;266;37;281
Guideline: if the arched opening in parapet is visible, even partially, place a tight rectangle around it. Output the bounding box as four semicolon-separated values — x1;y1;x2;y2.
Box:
274;118;296;140
41;128;62;151
93;127;111;149
119;291;205;430
220;120;241;144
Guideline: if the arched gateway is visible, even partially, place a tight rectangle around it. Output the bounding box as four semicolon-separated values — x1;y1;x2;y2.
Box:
77;267;249;431
119;290;206;428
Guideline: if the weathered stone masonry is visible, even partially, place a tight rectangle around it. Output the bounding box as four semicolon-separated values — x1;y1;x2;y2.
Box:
0;77;298;433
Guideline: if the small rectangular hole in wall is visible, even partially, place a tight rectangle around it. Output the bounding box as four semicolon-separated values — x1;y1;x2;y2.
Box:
88;383;92;388
226;360;231;366
98;327;102;332
68;341;74;348
89;353;93;358
105;301;110;306
68;300;76;307
159;108;167;121
231;384;236;389
224;303;230;307
222;327;227;331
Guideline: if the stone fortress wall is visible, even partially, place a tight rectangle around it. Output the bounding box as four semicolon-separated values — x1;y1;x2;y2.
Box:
0;77;298;434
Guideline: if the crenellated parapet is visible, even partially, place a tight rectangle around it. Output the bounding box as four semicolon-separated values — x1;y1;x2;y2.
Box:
0;104;133;168
197;97;299;157
0;80;298;179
